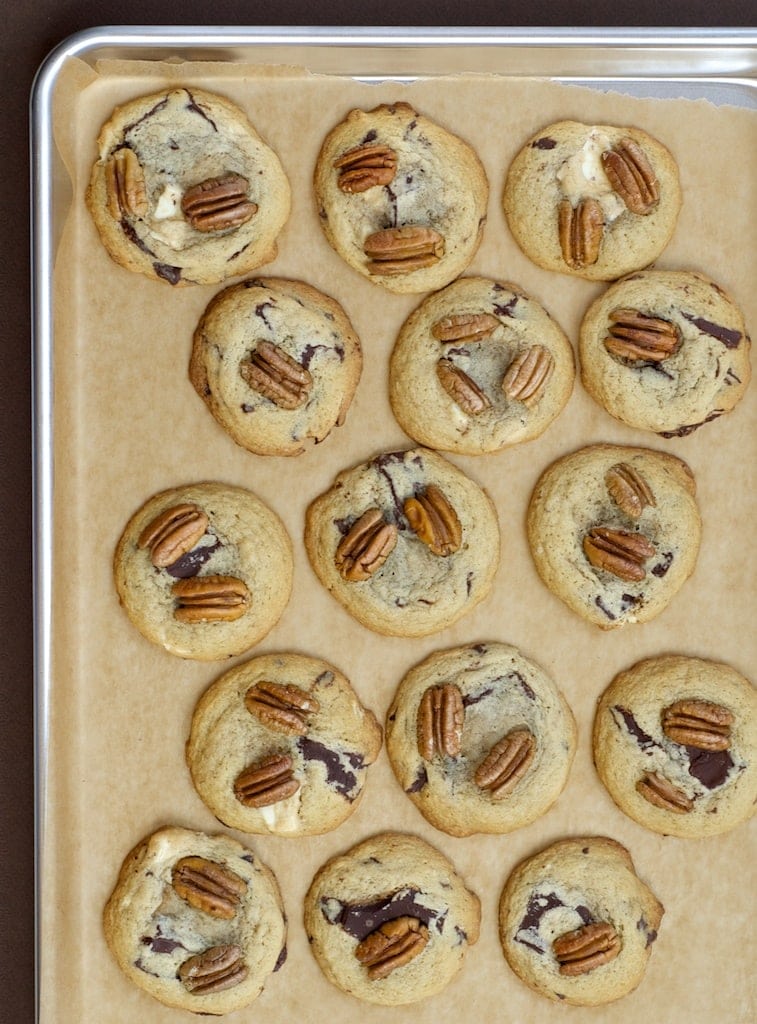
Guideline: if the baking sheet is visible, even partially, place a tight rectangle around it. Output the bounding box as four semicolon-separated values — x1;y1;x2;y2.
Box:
38;42;756;1024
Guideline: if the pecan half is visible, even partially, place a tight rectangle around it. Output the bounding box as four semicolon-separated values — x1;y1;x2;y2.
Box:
364;226;445;275
636;771;693;813
502;345;554;406
240;341;313;410
662;699;733;751
334;143;397;193
234;753;300;807
355;917;429;980
172;857;247;920
436;358;491;415
404;485;462;557
558;198;604;269
417;683;464;760
604;308;680;363
181;173;257;232
179;944;248;994
601;138;659;215
474;728;535;799
335;508;398;582
171;575;249;622
605;463;656;519
553;922;621;976
583;527;655;582
138;503;209;568
245;681;321;736
105;147;148;220
431;313;500;344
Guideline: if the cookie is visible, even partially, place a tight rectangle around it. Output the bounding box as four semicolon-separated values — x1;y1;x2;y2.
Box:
304;831;480;1005
114;482;293;660
385;641;576;836
389;276;574;454
499;836;663;1006
86;87;290;285
103;826;286;1014
503;120;681;280
186;652;383;836
314;101;488;294
593;655;757;838
190;277;363;456
304;447;500;637
579;269;752;436
526;444;701;629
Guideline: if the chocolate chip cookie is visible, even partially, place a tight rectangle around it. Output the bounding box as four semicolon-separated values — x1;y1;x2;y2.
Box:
304;832;480;1005
389;276;574;454
593;655;757;838
190;277;363;456
526;444;701;629
499;836;663;1006
103;826;287;1014
304;447;500;637
113;482;293;660
503;120;681;280
579;269;752;436
186;652;383;836
87;87;291;285
314;101;488;293
385;641;576;836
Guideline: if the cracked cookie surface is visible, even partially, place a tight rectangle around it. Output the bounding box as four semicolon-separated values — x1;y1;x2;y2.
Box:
314;102;488;293
187;652;382;836
87;87;290;285
526;444;701;629
593;655;757;838
499;836;663;1006
190;277;363;455
386;641;576;836
103;826;286;1014
304;831;480;1005
579;269;752;436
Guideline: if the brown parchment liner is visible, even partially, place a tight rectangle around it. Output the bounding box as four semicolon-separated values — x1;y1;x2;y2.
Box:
42;55;756;1023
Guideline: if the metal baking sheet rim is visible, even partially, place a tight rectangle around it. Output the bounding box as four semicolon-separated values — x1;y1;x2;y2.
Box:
30;25;757;1022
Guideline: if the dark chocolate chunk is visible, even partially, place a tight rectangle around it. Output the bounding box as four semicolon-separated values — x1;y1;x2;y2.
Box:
651;552;674;577
141;932;186;955
361;129;378;145
518;891;564;932
462;687;493;708
120;218;155;256
509;671;536;701
153;262;182;285
682;313;742;348
300;343;329;370
165;538;221;579
255;300;276;327
123;97;169;135
297;736;363;799
612;706;657;750
226;243;251;262
595;595;616;620
493;296;518;317
273;945;288;971
531;137;557;149
659;410;724;437
185;90;218;131
323;889;438;940
686;746;734;789
407;765;428;793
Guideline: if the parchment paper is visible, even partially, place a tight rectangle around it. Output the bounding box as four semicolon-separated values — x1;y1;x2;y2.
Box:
41;54;757;1024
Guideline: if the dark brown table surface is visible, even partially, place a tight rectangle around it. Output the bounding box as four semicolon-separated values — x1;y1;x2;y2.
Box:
3;2;753;1018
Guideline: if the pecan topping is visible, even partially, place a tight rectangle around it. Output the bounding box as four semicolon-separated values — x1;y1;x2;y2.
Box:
245;681;320;736
502;345;554;406
171;575;249;622
364;226;445;275
605;463;656;519
636;771;693;813
234;753;300;807
431;313;500;344
105;147;148;220
553;922;621;976
335;509;398;582
138;503;209;568
558;197;603;269
404;485;462;557
474;728;535;798
172;857;247;920
181;173;257;232
240;341;313;410
334;143;397;193
179;944;248;994
662;699;733;751
355;917;429;980
604;308;680;362
583;527;655;582
436;358;491;415
601;138;659;215
417;683;464;760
